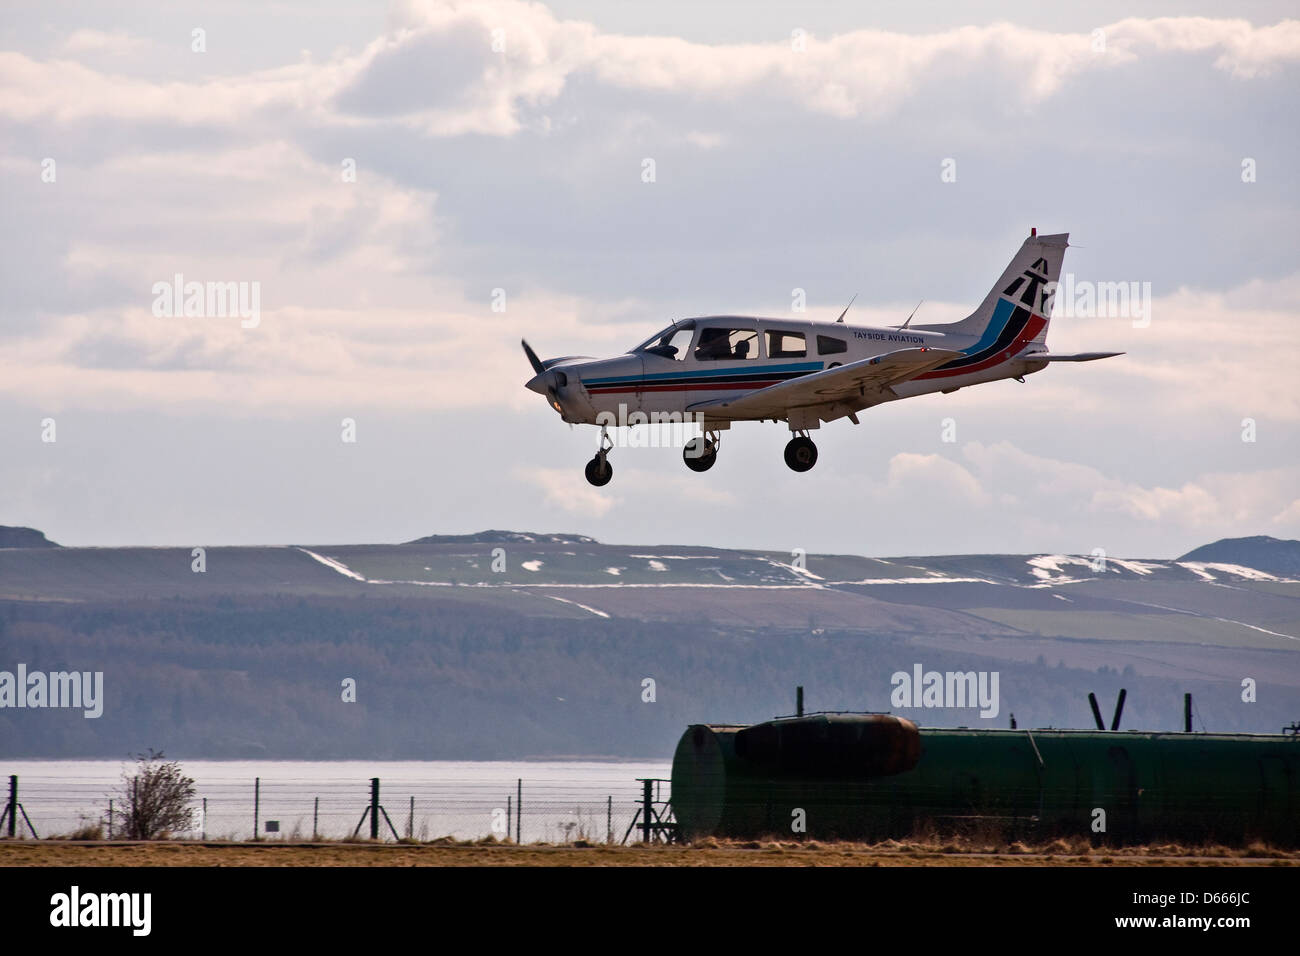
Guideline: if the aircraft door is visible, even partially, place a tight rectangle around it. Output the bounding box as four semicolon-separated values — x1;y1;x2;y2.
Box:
632;353;646;415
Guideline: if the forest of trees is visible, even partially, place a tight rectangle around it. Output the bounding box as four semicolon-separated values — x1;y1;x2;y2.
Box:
1;594;1289;759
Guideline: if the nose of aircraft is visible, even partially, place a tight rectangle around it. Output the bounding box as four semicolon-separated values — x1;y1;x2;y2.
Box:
525;371;551;395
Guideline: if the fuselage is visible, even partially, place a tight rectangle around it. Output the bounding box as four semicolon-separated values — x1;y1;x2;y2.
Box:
537;305;1049;426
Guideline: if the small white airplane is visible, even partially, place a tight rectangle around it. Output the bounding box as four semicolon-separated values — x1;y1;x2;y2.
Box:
524;230;1121;485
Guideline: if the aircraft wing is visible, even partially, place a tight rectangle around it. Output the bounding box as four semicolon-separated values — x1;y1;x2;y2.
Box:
687;347;964;419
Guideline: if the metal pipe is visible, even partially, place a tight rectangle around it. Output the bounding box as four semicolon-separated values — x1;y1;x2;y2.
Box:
1087;693;1105;730
1111;688;1127;731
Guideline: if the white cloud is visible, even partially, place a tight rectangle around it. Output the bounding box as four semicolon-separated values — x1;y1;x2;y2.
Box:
957;441;1300;532
5;9;1297;134
1105;17;1300;78
882;452;990;506
60;30;150;57
525;466;617;516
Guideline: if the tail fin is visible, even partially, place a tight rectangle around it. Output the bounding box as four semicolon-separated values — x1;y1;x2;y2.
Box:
917;231;1068;343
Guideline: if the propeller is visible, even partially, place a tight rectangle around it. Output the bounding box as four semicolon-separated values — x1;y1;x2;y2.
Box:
522;339;545;375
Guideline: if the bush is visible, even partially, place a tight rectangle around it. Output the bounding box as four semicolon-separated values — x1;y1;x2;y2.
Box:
118;749;196;840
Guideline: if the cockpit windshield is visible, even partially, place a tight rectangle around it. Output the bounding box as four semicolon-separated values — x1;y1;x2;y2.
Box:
632;319;696;360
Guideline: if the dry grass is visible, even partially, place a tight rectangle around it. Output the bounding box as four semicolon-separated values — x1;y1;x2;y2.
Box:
1;835;1295;868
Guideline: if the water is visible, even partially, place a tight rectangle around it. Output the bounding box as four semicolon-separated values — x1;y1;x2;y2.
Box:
2;759;672;843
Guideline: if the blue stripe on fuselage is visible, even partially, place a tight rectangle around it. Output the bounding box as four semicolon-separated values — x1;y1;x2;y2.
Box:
584;360;824;386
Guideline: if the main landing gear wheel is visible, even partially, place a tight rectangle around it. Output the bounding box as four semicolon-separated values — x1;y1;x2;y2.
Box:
784;436;818;472
585;454;613;486
683;437;717;473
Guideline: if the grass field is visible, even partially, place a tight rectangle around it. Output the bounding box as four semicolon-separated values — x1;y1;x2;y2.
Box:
3;838;1296;867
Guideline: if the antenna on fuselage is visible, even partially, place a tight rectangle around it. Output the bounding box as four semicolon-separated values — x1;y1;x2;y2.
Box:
897;299;924;329
835;293;857;323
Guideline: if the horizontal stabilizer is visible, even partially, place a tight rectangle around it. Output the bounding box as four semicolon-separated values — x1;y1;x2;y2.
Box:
1026;351;1124;362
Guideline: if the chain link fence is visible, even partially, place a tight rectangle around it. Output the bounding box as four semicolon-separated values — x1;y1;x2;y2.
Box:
2;763;671;844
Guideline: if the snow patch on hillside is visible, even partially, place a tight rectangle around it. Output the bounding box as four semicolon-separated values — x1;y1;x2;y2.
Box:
1181;562;1279;582
297;548;367;582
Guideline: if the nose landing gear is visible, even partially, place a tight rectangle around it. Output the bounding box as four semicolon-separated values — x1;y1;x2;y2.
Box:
784;434;818;472
683;432;719;473
584;426;614;487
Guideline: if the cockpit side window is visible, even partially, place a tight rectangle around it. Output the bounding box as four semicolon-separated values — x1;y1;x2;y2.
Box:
766;330;807;358
695;327;759;361
817;335;847;355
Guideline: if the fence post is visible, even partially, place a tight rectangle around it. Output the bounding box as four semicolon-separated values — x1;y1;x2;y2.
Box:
313;797;319;839
408;795;414;840
201;797;207;840
506;795;511;841
107;798;113;839
607;795;612;844
515;778;522;845
370;778;379;840
254;777;260;840
640;779;653;844
6;776;15;838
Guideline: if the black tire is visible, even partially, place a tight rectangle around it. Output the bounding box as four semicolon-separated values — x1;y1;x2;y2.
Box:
683;437;717;473
783;436;818;472
584;455;613;486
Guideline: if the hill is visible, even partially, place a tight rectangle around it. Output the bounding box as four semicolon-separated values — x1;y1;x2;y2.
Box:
1178;535;1300;579
0;526;59;549
1;528;1297;759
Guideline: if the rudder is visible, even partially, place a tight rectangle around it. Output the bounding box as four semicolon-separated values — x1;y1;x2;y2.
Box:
918;231;1068;343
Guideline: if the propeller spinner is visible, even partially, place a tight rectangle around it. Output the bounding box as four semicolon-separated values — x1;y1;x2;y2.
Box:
522;339;568;416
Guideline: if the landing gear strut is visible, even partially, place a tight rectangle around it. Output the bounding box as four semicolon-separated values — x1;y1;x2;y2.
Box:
784;434;818;472
585;426;614;487
683;432;719;473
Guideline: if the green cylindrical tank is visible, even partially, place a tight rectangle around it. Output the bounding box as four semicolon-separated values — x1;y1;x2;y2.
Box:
672;719;1300;844
672;715;922;840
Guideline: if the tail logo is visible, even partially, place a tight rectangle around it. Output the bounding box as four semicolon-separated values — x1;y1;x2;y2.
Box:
1001;257;1052;316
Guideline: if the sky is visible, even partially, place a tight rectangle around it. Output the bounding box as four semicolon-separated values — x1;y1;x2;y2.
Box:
1;1;1298;558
